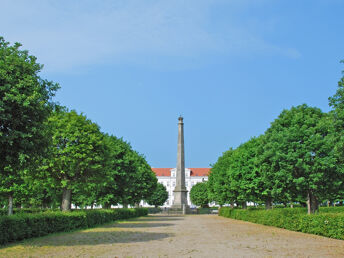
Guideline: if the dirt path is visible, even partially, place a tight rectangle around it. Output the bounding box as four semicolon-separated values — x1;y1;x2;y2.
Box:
0;214;343;257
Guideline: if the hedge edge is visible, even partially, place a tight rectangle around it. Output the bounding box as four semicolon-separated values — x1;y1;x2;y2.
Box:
219;207;344;240
0;208;148;245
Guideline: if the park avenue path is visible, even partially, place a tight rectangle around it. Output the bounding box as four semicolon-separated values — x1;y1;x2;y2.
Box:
0;214;344;257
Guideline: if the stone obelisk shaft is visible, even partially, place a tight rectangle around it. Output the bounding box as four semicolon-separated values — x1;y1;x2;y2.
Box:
172;116;188;209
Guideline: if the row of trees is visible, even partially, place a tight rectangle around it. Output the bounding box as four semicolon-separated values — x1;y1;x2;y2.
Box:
208;66;344;214
0;37;163;215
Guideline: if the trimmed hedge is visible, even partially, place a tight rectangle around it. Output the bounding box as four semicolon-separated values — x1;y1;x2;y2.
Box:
0;208;56;216
0;208;147;245
219;207;344;240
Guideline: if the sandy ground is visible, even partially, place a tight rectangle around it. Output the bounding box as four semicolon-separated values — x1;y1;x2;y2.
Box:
0;214;344;257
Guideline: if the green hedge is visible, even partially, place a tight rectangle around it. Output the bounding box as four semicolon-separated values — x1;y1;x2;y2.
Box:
219;207;344;240
0;208;147;245
0;208;57;216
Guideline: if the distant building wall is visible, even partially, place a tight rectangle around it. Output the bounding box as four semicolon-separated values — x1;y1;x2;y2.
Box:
145;168;210;207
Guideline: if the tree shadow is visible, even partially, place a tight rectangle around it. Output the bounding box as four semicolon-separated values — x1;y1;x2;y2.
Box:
135;215;184;222
108;222;174;228
21;231;173;246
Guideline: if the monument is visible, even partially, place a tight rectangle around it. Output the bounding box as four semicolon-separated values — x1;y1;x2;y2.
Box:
171;116;189;212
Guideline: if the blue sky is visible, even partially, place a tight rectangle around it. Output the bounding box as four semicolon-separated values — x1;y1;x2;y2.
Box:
2;0;344;167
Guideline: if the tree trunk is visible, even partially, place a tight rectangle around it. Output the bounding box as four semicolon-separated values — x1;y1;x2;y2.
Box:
230;202;234;208
327;200;331;207
265;198;273;210
307;191;319;214
300;201;307;207
103;203;111;209
135;203;140;208
8;195;13;216
242;201;247;209
61;188;72;212
123;203;128;209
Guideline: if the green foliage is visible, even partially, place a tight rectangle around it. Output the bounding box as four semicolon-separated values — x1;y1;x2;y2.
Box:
121;151;157;206
0;37;160;213
319;206;344;213
0;208;58;216
328;62;344;201
197;207;218;214
190;182;210;207
96;134;132;208
0;37;59;213
0;208;148;245
219;207;344;240
208;149;235;205
263;105;338;212
41;109;106;210
210;104;343;214
145;183;168;207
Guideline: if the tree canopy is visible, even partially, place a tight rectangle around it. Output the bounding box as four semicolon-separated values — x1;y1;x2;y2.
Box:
145;183;168;207
190;182;210;208
0;37;59;215
209;99;344;213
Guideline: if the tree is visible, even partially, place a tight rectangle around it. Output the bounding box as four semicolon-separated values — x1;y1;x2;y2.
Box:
96;134;134;208
328;63;344;203
263;104;337;214
42;109;106;211
190;182;210;208
208;148;236;206
0;37;59;215
122;151;157;206
145;183;168;207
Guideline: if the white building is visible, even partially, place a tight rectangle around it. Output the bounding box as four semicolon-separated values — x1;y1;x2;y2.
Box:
150;168;210;207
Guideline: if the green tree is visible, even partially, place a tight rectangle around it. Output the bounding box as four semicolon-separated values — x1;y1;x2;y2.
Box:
145;183;168;207
0;37;59;215
328;63;344;203
208;149;236;206
263;104;337;214
42;109;106;211
96;134;133;208
190;182;210;208
124;152;157;206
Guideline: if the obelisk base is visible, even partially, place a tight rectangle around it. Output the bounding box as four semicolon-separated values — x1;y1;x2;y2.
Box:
171;189;190;214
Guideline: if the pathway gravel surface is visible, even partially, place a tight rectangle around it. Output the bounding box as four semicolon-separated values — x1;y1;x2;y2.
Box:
0;214;343;257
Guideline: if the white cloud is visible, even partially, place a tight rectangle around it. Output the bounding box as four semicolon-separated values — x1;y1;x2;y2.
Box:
0;0;299;73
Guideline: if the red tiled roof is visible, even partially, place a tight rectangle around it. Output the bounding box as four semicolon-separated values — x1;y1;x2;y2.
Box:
189;168;211;177
151;168;172;177
151;168;210;177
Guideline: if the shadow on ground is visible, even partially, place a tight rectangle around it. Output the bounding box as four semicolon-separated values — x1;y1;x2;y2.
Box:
110;222;174;228
18;231;173;247
135;216;184;222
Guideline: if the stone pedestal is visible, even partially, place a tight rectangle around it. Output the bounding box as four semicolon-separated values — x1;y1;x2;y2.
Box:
171;189;188;210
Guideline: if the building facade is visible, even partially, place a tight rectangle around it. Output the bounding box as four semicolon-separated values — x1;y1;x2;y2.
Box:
151;168;210;207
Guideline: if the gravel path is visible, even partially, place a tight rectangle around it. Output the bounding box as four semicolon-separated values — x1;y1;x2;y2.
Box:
0;214;343;257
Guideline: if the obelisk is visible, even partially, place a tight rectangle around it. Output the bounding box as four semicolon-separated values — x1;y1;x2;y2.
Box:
172;116;188;210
